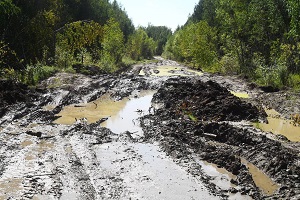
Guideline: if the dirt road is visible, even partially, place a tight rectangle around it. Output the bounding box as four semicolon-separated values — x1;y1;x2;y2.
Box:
0;58;299;199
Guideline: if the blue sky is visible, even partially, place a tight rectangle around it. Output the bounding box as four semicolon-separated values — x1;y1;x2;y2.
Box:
116;0;199;31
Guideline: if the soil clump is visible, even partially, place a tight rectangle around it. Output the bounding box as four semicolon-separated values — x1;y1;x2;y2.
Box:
142;77;300;199
1;58;300;199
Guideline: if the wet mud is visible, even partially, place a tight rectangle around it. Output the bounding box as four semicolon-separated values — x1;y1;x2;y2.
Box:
0;57;300;199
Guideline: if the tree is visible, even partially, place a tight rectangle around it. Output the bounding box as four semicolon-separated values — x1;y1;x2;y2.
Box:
102;18;125;65
145;25;172;55
126;28;156;61
55;20;103;67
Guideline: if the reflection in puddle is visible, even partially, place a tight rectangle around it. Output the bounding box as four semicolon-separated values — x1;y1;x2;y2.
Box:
0;178;23;199
194;158;253;199
195;158;236;190
55;91;156;135
54;93;128;125
241;158;279;195
95;142;219;200
102;92;155;135
140;65;203;77
256;109;300;142
230;91;250;98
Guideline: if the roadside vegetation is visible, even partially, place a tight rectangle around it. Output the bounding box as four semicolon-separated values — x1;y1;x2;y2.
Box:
163;0;300;90
0;0;172;85
3;0;299;91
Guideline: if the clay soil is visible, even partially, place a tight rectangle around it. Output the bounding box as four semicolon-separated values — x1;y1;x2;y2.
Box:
0;58;299;199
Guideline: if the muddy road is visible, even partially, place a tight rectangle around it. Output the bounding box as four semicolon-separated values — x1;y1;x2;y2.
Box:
0;58;300;199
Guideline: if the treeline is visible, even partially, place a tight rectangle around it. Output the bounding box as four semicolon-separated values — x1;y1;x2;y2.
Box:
163;0;300;89
0;0;171;84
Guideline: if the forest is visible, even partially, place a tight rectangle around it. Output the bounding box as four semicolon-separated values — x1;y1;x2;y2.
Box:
164;0;300;89
0;0;171;84
1;0;300;89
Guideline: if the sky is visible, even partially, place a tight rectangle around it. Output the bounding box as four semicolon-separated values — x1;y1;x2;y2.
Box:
116;0;199;31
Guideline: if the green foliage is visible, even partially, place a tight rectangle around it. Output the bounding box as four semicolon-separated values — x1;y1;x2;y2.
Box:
1;63;58;86
145;25;172;55
163;21;218;70
288;74;300;90
217;53;240;74
188;113;198;122
287;0;300;39
102;19;125;65
121;56;137;68
56;20;103;67
165;0;300;88
126;28;156;61
0;0;134;74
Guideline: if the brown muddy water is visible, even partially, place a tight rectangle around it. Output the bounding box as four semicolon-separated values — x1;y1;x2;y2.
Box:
139;65;203;76
55;91;156;135
0;178;23;199
194;157;252;200
256;109;300;142
241;158;279;195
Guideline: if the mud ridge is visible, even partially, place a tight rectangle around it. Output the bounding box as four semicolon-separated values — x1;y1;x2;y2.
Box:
142;77;300;199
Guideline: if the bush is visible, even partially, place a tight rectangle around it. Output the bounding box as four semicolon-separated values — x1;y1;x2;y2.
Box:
126;28;156;61
217;54;240;74
288;74;300;90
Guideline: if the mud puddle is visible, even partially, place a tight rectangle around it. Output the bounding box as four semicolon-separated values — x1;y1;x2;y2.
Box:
55;91;155;136
0;178;23;199
255;109;300;141
139;65;203;76
102;91;155;136
195;158;236;190
94;142;219;199
0;135;56;199
194;158;253;199
241;158;279;195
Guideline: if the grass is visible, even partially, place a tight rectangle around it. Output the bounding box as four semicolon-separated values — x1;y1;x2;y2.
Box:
188;113;198;122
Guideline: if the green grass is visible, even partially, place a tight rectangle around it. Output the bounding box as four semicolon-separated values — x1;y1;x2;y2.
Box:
188;113;198;122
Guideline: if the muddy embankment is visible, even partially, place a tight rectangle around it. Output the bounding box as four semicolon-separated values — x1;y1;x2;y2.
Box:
0;58;300;199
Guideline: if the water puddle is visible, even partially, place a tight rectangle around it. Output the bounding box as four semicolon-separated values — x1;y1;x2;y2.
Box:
230;91;250;98
95;142;219;199
24;139;55;162
196;159;236;190
37;140;54;154
102;91;154;135
21;140;33;148
0;178;23;199
140;65;203;76
241;158;279;195
54;90;155;135
255;109;300;142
